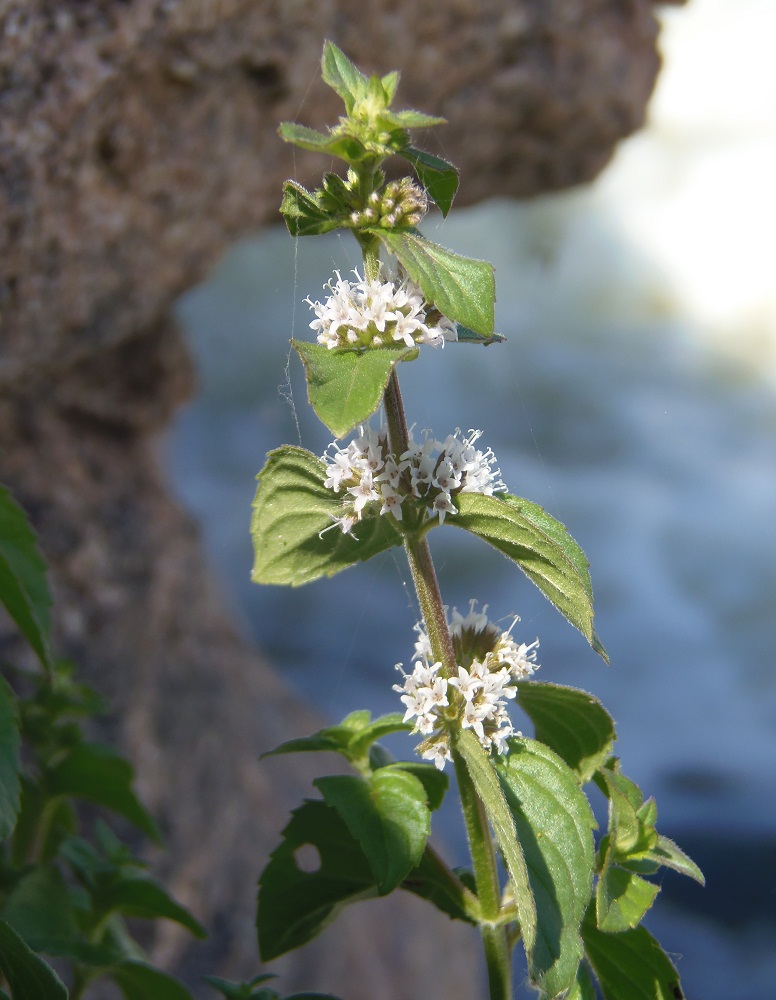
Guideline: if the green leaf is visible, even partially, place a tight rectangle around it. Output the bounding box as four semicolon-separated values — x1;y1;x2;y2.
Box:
379;761;448;811
596;867;659;933
0;677;21;839
375;230;495;337
110;961;194;1000
277;123;365;163
0;865;81;955
515;682;616;783
636;835;704;885
202;975;278;1000
399;146;458;216
401;848;477;925
595;767;653;859
0;918;68;999
453;730;537;953
0;484;53;669
46;743;160;842
314;771;430;894
566;962;598;1000
446;493;607;660
262;712;411;766
494;738;597;998
250;447;402;587
582;907;684;1000
100;877;206;938
280;182;342;237
292;340;418;439
321;41;368;115
455;324;506;346
257;800;378;961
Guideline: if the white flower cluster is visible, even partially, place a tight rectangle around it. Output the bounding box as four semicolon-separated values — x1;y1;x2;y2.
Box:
322;425;506;535
305;270;457;351
393;602;539;770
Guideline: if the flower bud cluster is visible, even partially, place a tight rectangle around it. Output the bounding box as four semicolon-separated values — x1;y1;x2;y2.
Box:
349;178;429;229
321;425;506;535
305;269;457;351
393;603;540;770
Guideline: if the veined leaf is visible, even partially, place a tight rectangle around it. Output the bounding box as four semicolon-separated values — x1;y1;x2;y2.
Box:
399;146;458;216
582;907;684;1000
596;866;659;933
292;340;418;439
315;770;430;893
321;41;368;114
257;800;378;961
277;122;365;163
376;230;495;337
262;712;410;764
251;447;402;586
444;493;607;660
515;682;615;783
0;484;52;669
280;182;342;237
494;738;597;998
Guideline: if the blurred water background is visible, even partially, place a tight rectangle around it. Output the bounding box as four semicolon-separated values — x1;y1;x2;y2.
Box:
169;0;776;995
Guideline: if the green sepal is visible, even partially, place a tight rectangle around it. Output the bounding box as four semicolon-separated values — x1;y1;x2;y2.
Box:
595;865;660;933
280;182;343;237
257;799;379;961
250;447;403;586
494;738;597;998
46;743;160;842
292;340;418;439
398;145;458;216
314;770;430;894
0;677;21;839
444;493;607;661
582;906;685;1000
515;682;616;783
375;229;495;337
0;917;68;999
0;484;53;670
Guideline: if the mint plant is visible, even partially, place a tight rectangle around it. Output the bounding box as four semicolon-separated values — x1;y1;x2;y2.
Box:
251;42;704;1000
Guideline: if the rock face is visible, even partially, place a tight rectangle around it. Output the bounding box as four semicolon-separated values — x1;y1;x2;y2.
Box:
0;1;670;996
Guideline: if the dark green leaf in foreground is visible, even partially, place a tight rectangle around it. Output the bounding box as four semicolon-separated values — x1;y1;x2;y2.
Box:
515;682;615;783
251;447;402;586
494;738;597;998
379;761;448;812
399;146;458;216
257;800;378;961
376;230;495;337
566;962;598;1000
0;484;53;669
47;743;160;842
110;961;194;1000
400;847;477;925
582;907;684;1000
100;877;206;938
292;340;418;439
0;918;68;1000
595;865;659;933
0;677;20;839
445;493;607;660
315;770;430;893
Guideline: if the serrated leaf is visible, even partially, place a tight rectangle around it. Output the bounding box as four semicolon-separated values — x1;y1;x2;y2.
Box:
321;41;368;114
292;340;418;439
110;961;194;1000
315;771;430;893
399;146;458;216
0;918;68;999
379;761;448;812
582;907;684;1000
596;867;659;932
280;182;342;237
46;743;160;842
494;738;597;998
250;446;402;586
101;878;206;938
453;730;537;952
0;677;20;839
375;230;495;337
445;493;606;660
515;682;616;783
0;485;53;669
257;800;378;961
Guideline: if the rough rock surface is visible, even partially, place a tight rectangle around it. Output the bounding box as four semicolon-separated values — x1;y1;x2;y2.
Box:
0;1;671;996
